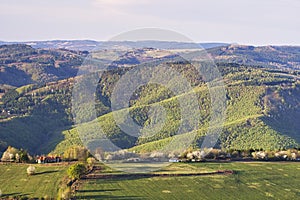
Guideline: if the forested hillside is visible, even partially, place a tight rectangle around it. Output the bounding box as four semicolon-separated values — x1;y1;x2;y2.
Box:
207;45;300;70
53;64;300;154
0;44;299;156
0;44;86;87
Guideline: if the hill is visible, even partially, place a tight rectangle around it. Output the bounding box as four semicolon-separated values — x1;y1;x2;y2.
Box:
52;64;300;154
207;45;300;70
0;44;300;156
1;43;300;88
0;78;75;154
0;44;86;87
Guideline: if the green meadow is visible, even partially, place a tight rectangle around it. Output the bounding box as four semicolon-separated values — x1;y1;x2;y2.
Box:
0;164;68;199
76;162;300;200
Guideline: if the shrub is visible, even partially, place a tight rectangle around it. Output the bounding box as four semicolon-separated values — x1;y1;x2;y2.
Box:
67;163;86;180
57;186;71;200
42;195;50;200
61;187;71;200
19;149;30;163
87;157;97;165
26;165;36;175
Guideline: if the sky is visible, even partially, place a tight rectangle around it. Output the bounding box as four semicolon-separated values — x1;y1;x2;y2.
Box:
0;0;299;45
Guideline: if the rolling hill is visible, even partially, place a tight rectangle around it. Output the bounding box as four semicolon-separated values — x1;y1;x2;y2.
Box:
208;45;300;70
0;43;300;156
52;64;300;155
0;44;86;87
0;40;229;51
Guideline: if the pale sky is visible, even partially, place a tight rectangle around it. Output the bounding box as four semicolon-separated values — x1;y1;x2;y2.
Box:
0;0;299;45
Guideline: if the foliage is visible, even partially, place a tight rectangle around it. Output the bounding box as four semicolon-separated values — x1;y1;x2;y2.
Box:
0;44;84;87
208;45;300;70
86;157;97;165
1;49;300;155
1;146;19;161
57;186;71;200
63;146;89;161
67;163;86;180
51;63;300;154
1;146;30;163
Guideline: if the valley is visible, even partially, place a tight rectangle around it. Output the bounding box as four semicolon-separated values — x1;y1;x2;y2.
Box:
0;41;300;199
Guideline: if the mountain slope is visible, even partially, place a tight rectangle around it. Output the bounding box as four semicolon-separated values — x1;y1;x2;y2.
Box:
0;44;300;155
52;64;300;154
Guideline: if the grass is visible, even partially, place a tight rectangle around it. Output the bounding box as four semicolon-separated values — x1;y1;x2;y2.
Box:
0;163;68;199
76;162;300;200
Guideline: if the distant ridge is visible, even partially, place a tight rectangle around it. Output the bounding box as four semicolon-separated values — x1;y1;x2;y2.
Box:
0;40;229;51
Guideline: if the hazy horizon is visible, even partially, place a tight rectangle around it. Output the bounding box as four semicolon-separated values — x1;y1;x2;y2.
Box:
1;0;299;46
1;39;300;47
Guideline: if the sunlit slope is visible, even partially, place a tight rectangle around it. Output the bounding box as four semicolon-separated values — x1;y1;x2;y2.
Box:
53;65;300;153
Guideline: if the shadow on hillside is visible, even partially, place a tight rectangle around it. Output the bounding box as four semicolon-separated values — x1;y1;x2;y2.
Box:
0;113;72;154
261;108;300;144
260;87;300;144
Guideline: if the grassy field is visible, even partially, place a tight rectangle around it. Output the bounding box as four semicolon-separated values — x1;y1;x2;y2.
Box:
76;162;300;200
0;163;68;199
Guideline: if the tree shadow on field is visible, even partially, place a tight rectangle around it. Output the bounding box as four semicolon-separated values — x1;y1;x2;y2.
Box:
76;194;144;199
77;189;121;193
1;192;32;198
35;170;59;175
232;170;243;175
1;192;21;197
76;185;145;199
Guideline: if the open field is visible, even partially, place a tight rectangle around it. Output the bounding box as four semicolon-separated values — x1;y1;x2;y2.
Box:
0;163;69;199
76;162;300;200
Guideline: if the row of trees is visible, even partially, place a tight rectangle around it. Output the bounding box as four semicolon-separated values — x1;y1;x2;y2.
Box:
180;148;300;161
0;146;90;163
3;144;300;164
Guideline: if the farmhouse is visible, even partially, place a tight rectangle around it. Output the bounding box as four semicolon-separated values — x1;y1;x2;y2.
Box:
36;156;61;164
